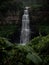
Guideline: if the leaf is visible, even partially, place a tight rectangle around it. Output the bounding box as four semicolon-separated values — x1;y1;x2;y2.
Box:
26;52;42;64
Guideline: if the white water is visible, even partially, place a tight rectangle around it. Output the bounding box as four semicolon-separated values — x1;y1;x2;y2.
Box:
20;7;30;45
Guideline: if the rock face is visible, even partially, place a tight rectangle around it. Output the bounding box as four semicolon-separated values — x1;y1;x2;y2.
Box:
0;11;21;25
29;7;49;40
0;9;24;43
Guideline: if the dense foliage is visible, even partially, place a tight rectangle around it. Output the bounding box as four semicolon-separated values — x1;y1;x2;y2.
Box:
0;37;42;65
0;35;49;65
0;0;23;13
28;35;49;65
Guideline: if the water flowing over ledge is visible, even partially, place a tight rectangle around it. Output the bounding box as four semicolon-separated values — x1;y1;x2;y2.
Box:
20;7;30;45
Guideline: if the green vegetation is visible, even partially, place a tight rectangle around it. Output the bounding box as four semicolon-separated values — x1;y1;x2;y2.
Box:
0;24;15;39
28;35;49;65
0;24;17;37
0;35;49;65
39;25;49;35
0;36;42;65
0;0;23;13
0;24;21;43
0;0;49;65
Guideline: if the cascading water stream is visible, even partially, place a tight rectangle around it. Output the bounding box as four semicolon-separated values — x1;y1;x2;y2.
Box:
20;7;30;45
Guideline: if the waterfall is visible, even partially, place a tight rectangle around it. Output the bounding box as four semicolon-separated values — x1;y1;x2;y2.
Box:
20;7;30;45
